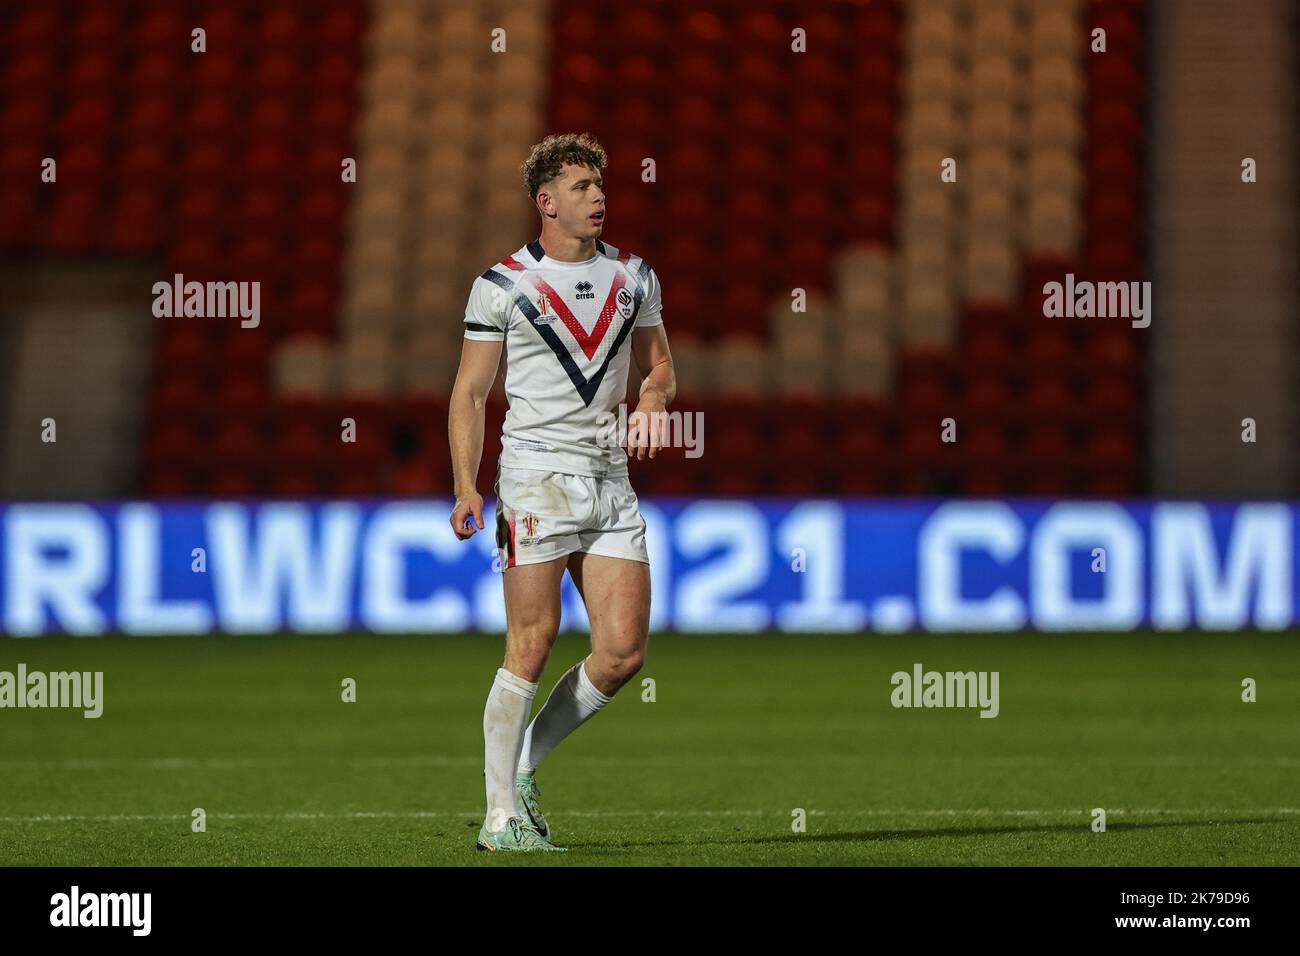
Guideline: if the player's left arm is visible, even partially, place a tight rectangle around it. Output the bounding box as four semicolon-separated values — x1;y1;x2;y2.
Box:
629;323;675;460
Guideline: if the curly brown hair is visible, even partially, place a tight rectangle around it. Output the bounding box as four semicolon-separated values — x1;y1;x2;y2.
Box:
522;132;607;201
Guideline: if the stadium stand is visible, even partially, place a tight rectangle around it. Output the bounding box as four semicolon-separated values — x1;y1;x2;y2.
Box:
0;0;1145;498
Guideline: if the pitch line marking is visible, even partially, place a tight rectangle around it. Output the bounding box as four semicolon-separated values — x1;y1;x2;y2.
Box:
4;754;1300;771
2;808;1299;824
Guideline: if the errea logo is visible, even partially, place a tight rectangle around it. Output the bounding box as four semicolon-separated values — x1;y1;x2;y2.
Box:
574;280;595;300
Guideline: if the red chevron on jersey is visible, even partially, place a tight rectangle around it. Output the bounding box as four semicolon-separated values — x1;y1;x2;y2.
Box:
527;271;628;360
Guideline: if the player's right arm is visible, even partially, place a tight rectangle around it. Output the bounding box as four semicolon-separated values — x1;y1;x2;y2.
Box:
449;276;509;539
448;337;501;539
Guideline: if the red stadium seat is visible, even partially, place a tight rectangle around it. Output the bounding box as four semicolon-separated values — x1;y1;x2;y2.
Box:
0;184;38;247
66;53;116;93
11;8;60;49
1;97;51;141
71;9;120;49
321;8;365;49
1023;378;1078;428
216;377;270;422
4;51;57;91
208;470;262;498
142;471;194;499
58;98;114;141
43;190;102;252
194;54;241;95
109;188;167;251
128;53;182;93
961;425;1008;468
133;8;186;49
261;9;306;50
307;94;354;138
962;470;1008;497
963;377;1014;424
272;470;326;498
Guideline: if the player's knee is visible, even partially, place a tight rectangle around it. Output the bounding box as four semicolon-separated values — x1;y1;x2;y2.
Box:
595;645;644;689
507;621;559;681
619;647;646;683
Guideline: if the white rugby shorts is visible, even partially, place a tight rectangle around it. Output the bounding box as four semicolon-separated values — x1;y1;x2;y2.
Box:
493;465;649;568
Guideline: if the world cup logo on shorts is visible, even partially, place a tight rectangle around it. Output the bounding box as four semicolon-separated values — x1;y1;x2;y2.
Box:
522;512;539;538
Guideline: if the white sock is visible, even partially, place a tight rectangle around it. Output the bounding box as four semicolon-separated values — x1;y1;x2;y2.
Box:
518;658;612;774
483;667;538;832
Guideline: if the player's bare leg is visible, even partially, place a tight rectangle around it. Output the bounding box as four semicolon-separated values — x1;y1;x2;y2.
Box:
520;552;649;765
477;555;567;851
515;552;649;837
567;552;650;695
501;555;568;682
512;554;644;770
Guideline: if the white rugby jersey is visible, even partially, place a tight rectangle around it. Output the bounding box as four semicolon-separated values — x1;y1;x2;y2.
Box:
463;238;663;478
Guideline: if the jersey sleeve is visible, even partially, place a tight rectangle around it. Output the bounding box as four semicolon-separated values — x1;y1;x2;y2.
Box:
463;275;508;341
635;265;663;328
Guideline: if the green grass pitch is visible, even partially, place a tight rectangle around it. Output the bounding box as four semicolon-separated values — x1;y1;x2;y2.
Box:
1;632;1297;866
